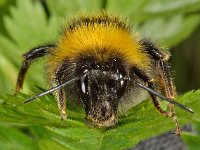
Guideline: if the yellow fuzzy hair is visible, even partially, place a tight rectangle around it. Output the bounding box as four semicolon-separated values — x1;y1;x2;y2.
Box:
48;13;151;75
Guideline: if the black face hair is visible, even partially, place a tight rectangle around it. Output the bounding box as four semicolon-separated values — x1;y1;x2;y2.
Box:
74;57;128;126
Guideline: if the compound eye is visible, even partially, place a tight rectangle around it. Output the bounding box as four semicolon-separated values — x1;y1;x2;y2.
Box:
117;79;126;99
107;79;116;88
80;75;88;95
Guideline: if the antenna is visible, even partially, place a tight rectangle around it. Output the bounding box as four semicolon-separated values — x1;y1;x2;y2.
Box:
135;82;194;113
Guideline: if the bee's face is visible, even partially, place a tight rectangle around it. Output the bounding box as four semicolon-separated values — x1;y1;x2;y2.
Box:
76;57;127;127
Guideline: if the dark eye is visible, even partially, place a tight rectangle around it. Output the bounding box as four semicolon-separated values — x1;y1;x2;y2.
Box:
80;75;88;95
117;79;126;99
107;79;116;88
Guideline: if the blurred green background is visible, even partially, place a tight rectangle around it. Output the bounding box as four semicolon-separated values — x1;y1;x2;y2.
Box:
0;0;200;95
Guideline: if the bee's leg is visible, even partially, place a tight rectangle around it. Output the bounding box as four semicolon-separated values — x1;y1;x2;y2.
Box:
54;87;67;120
140;39;176;98
159;61;180;135
141;40;180;134
15;45;55;93
132;66;180;135
132;67;167;114
53;62;70;120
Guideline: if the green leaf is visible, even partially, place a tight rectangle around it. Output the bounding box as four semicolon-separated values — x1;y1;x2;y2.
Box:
0;35;21;94
0;0;60;93
0;0;7;6
0;51;18;93
38;139;67;150
144;0;200;15
107;0;200;21
107;0;148;18
0;35;20;66
181;120;200;150
107;0;200;47
0;93;85;128
0;126;38;150
0;90;199;149
3;0;58;50
46;0;102;18
182;132;200;150
0;0;15;35
137;14;200;47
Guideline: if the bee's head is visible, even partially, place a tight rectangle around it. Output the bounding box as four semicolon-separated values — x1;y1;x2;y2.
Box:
76;56;127;127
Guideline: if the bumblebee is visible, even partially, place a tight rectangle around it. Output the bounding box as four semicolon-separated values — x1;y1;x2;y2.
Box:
15;12;193;134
